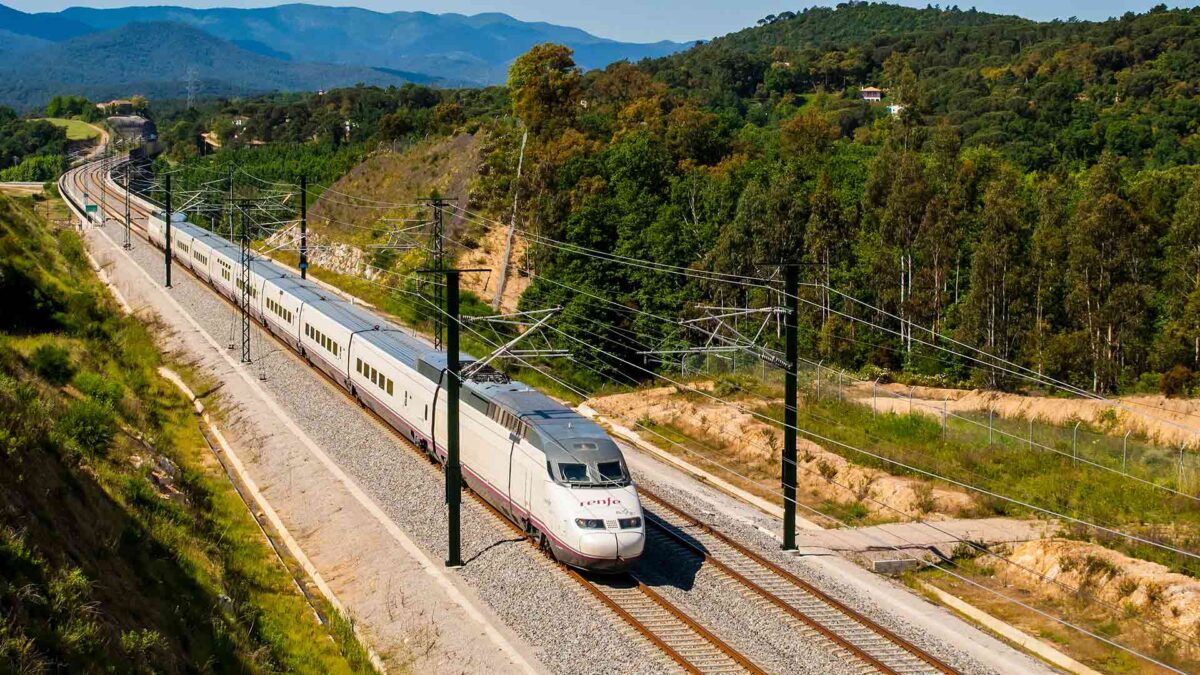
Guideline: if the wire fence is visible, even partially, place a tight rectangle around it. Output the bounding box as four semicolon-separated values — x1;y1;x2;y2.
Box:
668;351;1200;497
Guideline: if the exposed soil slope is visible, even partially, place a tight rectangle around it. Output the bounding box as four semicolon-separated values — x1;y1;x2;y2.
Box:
588;384;975;519
849;382;1200;449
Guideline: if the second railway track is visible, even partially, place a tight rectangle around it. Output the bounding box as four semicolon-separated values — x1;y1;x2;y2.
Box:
65;159;959;675
64;159;770;675
638;488;954;675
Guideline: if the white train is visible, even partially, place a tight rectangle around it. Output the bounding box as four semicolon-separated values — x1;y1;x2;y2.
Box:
147;212;645;572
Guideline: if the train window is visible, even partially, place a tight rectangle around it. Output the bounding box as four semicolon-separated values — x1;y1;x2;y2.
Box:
574;442;599;451
547;461;555;479
356;358;362;374
597;461;625;483
559;463;588;483
386;380;393;396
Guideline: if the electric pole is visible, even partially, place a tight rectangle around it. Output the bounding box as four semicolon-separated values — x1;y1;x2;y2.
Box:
299;174;308;279
123;161;131;250
418;266;487;568
428;196;449;349
782;264;798;550
238;202;253;364
492;128;527;311
164;174;172;288
444;269;462;567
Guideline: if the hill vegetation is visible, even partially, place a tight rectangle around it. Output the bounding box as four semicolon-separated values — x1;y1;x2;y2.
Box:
0;193;374;671
159;3;1200;399
0;107;70;182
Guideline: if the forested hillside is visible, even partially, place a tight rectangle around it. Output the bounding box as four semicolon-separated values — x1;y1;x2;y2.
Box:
0;193;374;672
492;4;1200;396
165;3;1200;396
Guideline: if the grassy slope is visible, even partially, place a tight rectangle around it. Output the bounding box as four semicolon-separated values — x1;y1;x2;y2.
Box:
0;192;375;673
38;117;101;141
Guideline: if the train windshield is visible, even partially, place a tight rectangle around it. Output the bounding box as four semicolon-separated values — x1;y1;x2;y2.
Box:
555;460;630;487
559;463;589;482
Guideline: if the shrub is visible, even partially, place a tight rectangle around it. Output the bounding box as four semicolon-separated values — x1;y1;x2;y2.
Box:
1160;365;1195;398
31;344;74;385
912;482;937;515
713;375;744;397
73;372;123;407
817;459;839;481
58;399;116;456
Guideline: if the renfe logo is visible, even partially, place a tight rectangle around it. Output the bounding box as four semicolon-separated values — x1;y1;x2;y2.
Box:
579;496;621;507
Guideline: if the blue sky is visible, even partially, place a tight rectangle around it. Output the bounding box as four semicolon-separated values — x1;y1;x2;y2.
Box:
5;1;1191;43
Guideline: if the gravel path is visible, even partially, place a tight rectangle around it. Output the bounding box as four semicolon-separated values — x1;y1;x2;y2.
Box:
107;231;675;675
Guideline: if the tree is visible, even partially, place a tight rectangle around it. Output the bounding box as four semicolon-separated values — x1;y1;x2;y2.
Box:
962;171;1029;383
780;110;838;159
806;172;846;327
1160;175;1200;368
1066;156;1151;391
507;44;581;136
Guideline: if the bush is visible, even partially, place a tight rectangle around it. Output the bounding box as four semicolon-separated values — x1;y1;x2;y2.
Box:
73;372;123;407
58;399;116;456
31;344;74;385
1159;365;1195;398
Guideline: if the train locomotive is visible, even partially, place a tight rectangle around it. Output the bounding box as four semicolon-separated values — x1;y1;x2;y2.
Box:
145;210;645;572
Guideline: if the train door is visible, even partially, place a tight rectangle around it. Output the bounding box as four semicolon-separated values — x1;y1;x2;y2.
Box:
506;438;518;519
508;441;531;523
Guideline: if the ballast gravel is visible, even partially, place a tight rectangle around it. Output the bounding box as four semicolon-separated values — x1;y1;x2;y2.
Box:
107;227;1010;675
109;235;675;675
630;474;1005;675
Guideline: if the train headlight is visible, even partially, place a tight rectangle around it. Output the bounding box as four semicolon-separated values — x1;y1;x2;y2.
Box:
619;517;642;529
574;518;605;529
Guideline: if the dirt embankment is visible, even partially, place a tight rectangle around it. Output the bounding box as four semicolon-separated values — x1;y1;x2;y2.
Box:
588;385;975;520
303;132;527;311
848;382;1200;449
457;220;528;313
311;133;484;241
998;539;1200;639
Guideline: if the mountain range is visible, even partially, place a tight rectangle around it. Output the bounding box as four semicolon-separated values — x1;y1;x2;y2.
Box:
0;2;690;109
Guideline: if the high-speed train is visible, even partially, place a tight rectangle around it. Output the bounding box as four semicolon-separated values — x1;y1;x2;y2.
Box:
146;211;645;571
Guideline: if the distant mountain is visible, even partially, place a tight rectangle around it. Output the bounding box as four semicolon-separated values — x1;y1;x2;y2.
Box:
0;2;92;41
2;3;689;85
0;21;429;110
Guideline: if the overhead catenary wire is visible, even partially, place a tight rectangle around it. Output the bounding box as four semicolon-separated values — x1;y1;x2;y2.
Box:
456;201;1200;437
394;278;1195;673
87;163;1200;670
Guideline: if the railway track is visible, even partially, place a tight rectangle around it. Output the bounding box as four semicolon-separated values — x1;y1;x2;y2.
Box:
638;488;954;675
62;159;769;675
65;159;958;675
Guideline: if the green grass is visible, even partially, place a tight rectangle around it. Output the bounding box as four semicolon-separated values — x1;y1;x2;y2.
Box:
39;117;101;141
0;192;377;673
746;388;1200;576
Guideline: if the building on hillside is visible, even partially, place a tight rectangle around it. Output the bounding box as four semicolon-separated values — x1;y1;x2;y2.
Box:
107;115;157;143
860;86;884;102
886;103;905;116
96;99;134;115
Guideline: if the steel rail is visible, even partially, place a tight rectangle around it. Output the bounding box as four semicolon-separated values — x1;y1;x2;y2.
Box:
65;159;766;675
637;487;957;675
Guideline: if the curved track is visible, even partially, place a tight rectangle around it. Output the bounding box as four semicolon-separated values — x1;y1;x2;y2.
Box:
62;159;959;675
61;159;769;675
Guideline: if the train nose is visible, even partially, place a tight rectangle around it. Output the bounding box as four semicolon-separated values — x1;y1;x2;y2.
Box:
617;531;644;558
578;531;645;560
579;532;619;558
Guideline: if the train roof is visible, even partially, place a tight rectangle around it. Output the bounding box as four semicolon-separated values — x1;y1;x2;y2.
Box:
167;216;620;464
